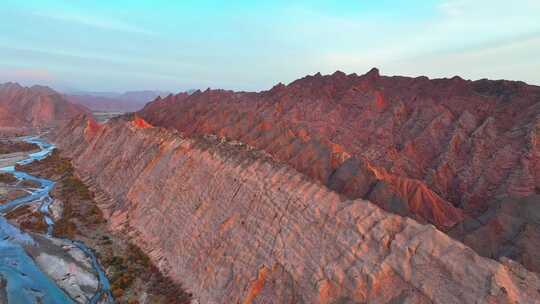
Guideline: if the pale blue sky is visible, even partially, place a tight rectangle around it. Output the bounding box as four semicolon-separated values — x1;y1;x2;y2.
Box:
0;0;539;92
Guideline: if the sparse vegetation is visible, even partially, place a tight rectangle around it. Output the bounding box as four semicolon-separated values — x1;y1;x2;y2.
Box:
0;189;27;205
16;149;73;177
0;140;39;154
20;179;40;188
104;243;190;302
63;176;93;200
0;173;17;184
5;205;48;233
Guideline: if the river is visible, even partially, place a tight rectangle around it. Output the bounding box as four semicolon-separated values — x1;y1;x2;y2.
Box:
0;136;113;303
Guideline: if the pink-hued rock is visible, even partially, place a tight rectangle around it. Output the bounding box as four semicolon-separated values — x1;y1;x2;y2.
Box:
137;70;540;272
0;82;89;128
139;70;540;217
52;116;540;303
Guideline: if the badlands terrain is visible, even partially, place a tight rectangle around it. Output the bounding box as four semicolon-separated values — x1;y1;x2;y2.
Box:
1;69;540;303
139;69;540;274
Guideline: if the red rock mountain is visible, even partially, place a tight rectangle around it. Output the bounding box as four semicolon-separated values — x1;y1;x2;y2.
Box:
0;82;90;128
51;115;540;303
138;69;540;273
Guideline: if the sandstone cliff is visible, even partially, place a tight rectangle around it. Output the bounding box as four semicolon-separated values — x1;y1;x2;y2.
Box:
52;115;540;303
0;82;89;129
138;70;540;273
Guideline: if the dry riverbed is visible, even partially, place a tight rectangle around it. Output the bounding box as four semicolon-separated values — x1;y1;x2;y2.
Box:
15;149;192;303
1;145;105;302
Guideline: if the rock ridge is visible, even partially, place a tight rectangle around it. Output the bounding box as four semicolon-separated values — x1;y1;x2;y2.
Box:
52;116;540;303
138;69;540;273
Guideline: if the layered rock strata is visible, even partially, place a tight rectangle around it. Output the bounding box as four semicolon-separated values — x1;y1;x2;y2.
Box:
52;116;540;303
138;70;540;273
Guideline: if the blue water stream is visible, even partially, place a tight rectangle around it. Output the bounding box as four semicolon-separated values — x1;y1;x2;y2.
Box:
0;136;113;303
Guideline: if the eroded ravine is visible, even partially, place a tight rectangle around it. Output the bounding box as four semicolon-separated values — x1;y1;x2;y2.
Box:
0;136;113;303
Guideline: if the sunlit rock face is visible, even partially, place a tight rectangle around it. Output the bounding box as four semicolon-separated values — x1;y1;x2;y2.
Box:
138;70;540;272
52;116;540;303
0;82;89;128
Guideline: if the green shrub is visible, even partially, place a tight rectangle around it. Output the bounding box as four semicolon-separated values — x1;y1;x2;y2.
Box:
0;173;17;184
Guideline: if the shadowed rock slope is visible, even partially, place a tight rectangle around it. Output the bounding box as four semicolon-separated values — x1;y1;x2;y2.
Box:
52;115;540;303
139;70;540;273
0;82;89;128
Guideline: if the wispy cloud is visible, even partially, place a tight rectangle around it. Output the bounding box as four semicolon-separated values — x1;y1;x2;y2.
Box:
317;0;540;84
439;0;540;17
3;1;538;90
32;10;155;35
386;34;540;84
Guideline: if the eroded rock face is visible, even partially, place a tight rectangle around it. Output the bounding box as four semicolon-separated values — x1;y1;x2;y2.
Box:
455;195;540;274
138;70;540;272
140;71;540;214
52;116;540;303
0;82;89;128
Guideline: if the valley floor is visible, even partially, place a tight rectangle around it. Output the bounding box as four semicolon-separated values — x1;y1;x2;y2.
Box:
0;136;191;303
15;148;192;303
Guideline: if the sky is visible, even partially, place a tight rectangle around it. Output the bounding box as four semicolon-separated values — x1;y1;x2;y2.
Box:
0;0;539;92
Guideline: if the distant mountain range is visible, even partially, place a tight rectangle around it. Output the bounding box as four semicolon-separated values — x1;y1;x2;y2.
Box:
0;82;195;131
0;82;89;129
66;90;172;113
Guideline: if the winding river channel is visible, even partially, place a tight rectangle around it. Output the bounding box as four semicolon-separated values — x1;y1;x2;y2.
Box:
0;136;113;303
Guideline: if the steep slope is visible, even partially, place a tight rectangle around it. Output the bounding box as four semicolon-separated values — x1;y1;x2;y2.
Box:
141;89;465;230
138;70;540;272
51;115;540;303
0;82;90;128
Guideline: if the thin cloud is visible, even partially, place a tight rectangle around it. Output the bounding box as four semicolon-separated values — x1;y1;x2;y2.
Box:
3;1;537;90
386;34;540;84
319;0;540;83
32;10;155;35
